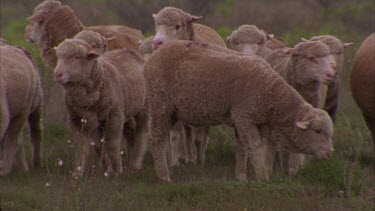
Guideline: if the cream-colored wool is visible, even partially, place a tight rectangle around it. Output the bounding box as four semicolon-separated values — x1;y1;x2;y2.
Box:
0;44;43;176
144;40;334;182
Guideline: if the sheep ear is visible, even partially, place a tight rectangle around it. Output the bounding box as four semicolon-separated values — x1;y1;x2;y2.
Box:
106;37;116;43
226;36;231;43
267;34;274;40
53;47;57;51
152;13;157;19
296;120;310;129
189;15;202;23
87;51;100;60
343;42;354;48
301;37;310;42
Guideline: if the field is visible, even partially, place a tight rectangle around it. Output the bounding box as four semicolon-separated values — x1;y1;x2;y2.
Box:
1;0;375;210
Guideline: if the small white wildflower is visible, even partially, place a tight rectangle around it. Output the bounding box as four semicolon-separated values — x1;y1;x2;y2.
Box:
80;118;87;123
104;172;109;177
100;138;104;143
120;151;124;155
77;166;82;171
58;159;64;166
90;141;95;146
67;139;71;144
45;182;51;187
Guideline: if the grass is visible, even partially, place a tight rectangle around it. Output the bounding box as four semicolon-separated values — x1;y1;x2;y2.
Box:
1;66;374;210
1;120;374;210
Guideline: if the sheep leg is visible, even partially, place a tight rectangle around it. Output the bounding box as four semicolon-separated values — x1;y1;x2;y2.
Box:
169;125;181;167
103;112;124;174
194;126;209;165
184;125;196;163
14;139;29;172
149;112;171;182
72;130;90;177
28;105;43;168
280;151;305;176
128;112;148;171
234;118;268;181
263;139;276;176
0;115;26;176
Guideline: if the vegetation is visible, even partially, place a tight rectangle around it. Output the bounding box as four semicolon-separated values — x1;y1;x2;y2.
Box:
1;0;374;210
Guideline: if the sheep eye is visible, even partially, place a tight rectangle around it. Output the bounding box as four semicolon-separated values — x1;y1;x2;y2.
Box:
316;129;321;134
175;25;181;30
235;41;239;45
258;42;261;45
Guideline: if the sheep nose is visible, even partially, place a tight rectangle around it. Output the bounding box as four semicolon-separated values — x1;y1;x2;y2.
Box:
152;39;163;50
55;71;64;82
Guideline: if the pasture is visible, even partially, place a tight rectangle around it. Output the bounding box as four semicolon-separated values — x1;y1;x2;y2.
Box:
1;0;374;210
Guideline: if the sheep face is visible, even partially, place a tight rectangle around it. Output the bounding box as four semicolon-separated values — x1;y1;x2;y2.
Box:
152;7;201;50
294;55;336;84
292;109;334;159
25;0;61;45
227;25;266;56
54;39;99;84
24;21;44;45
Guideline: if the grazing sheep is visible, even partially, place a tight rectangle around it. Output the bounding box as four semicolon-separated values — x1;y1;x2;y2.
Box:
54;36;147;176
308;35;353;122
265;41;336;175
227;25;273;57
350;33;375;152
25;0;145;68
152;6;226;50
0;42;43;176
144;40;334;182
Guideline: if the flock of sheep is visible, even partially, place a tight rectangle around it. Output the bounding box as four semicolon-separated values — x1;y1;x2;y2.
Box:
1;0;374;183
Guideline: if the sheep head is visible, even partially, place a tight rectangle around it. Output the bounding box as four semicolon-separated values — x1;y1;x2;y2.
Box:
227;25;267;56
291;107;334;160
54;39;99;84
152;7;202;50
285;41;336;84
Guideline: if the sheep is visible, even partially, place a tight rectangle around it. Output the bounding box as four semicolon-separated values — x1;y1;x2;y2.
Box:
152;6;226;50
227;25;273;57
350;33;375;152
152;6;228;165
264;41;336;175
54;35;148;176
25;0;145;68
307;35;353;122
0;42;43;176
144;40;334;182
